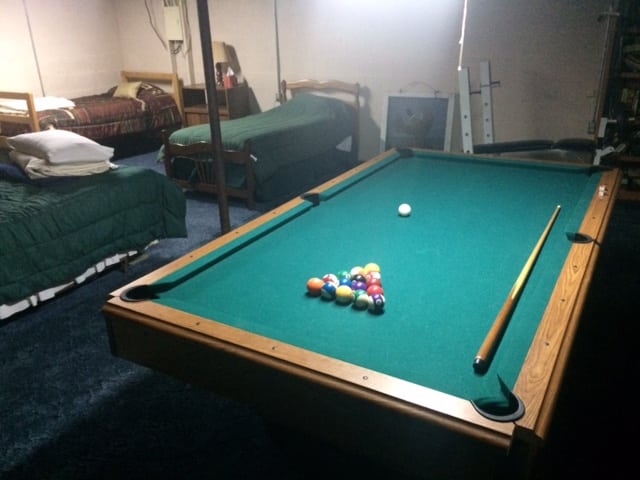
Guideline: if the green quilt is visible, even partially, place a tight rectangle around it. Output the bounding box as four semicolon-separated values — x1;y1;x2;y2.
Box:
0;165;186;305
159;93;356;189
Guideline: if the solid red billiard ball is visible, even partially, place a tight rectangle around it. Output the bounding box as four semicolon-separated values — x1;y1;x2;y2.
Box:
366;277;382;287
366;285;384;296
366;271;382;283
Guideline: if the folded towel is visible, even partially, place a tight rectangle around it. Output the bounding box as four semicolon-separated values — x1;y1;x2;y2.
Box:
9;150;113;179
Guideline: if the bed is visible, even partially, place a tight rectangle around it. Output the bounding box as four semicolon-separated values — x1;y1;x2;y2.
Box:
160;79;360;206
0;71;184;151
0;138;187;320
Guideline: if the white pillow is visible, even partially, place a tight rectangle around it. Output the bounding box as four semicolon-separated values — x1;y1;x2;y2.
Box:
7;129;114;164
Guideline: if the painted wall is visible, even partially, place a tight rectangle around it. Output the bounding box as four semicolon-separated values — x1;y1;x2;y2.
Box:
0;0;123;96
1;0;611;159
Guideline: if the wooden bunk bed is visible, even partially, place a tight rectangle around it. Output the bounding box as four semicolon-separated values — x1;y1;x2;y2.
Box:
160;79;360;207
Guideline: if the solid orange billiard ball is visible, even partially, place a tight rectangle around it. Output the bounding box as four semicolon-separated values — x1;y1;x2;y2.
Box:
306;277;324;296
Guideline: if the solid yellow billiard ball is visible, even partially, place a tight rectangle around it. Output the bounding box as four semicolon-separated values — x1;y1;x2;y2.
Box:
363;262;381;274
335;285;355;304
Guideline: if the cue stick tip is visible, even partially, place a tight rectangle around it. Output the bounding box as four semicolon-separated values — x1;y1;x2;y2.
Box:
473;356;489;375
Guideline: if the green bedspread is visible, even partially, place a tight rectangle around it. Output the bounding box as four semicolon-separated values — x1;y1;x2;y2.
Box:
0;165;187;305
159;93;356;188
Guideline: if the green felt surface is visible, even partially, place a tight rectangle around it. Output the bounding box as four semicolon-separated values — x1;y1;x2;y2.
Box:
151;150;602;402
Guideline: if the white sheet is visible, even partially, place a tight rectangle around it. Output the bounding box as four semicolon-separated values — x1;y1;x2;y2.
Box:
0;250;137;320
0;96;75;112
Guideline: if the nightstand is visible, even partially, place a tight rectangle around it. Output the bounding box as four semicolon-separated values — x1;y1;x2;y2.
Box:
182;83;250;126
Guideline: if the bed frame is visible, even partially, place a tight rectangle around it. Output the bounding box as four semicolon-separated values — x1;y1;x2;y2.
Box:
162;130;257;209
161;79;360;208
0;71;184;133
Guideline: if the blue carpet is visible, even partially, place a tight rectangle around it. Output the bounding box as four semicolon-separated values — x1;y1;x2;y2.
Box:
0;152;405;480
1;152;639;479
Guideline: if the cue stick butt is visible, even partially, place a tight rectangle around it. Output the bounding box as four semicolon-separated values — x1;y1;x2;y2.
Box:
472;205;561;374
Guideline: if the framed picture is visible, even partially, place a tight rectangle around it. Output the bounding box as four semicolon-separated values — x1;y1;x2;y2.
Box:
380;93;455;152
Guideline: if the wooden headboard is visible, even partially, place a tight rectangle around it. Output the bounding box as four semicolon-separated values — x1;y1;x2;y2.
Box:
121;70;184;120
0;91;39;132
281;79;361;158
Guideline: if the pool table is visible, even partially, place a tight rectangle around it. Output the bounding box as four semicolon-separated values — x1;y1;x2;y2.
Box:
104;148;621;479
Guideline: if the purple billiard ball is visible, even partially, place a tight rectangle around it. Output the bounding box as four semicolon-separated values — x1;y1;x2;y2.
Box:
368;293;386;313
351;280;367;291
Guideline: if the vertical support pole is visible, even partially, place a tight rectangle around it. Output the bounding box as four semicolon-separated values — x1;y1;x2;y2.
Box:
196;0;231;234
458;67;474;153
480;61;494;144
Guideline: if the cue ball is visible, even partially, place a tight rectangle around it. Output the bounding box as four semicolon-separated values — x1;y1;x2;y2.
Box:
398;203;412;217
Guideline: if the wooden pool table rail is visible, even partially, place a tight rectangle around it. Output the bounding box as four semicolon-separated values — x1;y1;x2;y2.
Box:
104;148;622;478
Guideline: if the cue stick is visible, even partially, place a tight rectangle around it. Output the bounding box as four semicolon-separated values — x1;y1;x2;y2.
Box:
473;205;562;374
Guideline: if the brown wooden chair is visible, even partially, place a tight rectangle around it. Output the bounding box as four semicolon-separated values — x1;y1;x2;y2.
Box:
161;130;256;209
